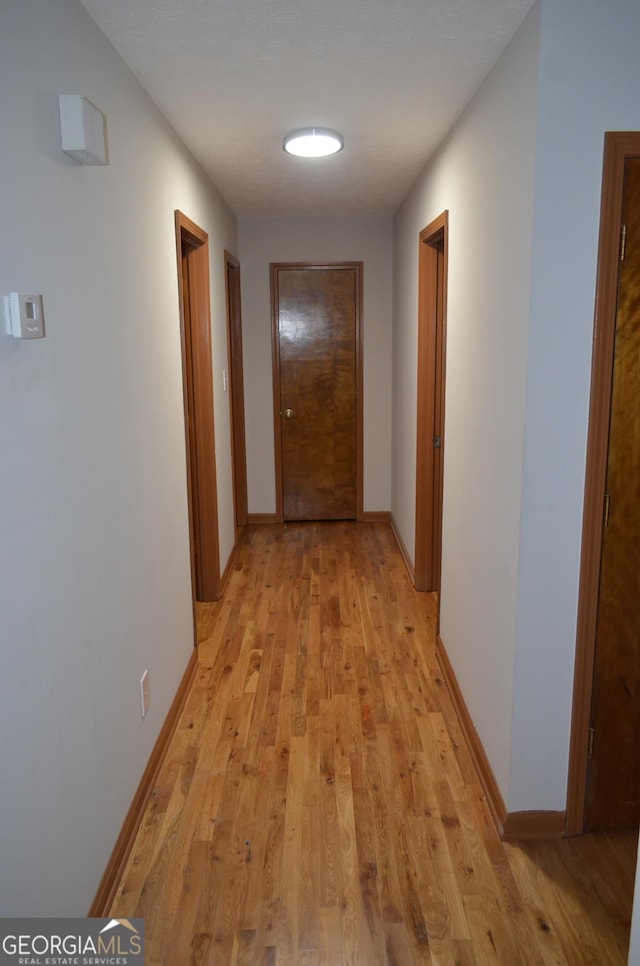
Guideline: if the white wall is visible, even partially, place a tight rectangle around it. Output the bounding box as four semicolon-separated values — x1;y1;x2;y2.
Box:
629;843;640;966
392;5;541;798
393;0;640;816
0;0;237;915
238;216;393;515
510;0;640;811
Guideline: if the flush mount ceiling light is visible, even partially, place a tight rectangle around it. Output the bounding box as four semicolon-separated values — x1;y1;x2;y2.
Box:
283;127;344;158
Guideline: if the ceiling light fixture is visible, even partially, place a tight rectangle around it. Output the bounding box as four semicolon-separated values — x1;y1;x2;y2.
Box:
283;128;344;158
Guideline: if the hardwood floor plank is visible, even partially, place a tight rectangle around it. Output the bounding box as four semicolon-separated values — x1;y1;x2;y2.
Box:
108;522;636;965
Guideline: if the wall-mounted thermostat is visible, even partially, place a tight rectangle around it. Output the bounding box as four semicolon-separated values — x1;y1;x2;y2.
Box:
4;293;45;339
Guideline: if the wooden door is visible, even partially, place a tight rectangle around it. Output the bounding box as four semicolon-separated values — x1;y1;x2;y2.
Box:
175;211;221;603
415;213;448;595
225;251;248;528
271;263;362;522
586;157;640;829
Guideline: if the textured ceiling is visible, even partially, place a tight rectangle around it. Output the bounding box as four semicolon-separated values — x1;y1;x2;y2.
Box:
78;0;535;217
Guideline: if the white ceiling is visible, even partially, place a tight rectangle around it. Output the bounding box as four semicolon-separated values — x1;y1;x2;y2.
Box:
78;0;535;217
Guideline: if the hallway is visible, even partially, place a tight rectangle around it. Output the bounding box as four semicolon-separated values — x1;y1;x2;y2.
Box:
108;523;636;964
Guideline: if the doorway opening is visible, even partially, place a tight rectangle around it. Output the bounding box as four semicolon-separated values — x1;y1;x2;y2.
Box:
567;133;640;833
175;211;221;604
414;212;448;597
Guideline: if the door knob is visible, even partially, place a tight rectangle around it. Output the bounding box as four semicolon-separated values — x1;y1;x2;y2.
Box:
282;408;294;419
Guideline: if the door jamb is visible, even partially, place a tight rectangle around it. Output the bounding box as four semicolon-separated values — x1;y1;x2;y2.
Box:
415;212;448;596
566;133;640;833
175;210;221;603
270;261;364;524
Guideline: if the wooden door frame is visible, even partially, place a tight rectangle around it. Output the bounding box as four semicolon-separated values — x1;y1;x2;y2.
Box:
566;133;640;833
175;210;221;603
224;251;248;529
415;212;449;595
270;261;364;524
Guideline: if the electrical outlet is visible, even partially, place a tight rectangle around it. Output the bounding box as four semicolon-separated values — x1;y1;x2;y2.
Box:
140;669;151;718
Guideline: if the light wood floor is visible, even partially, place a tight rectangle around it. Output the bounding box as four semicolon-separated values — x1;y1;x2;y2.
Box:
109;522;637;964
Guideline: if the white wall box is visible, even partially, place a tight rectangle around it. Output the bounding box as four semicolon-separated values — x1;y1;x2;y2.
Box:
58;94;108;165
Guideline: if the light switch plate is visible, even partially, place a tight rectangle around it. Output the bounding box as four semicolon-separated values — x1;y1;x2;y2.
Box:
140;670;151;718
